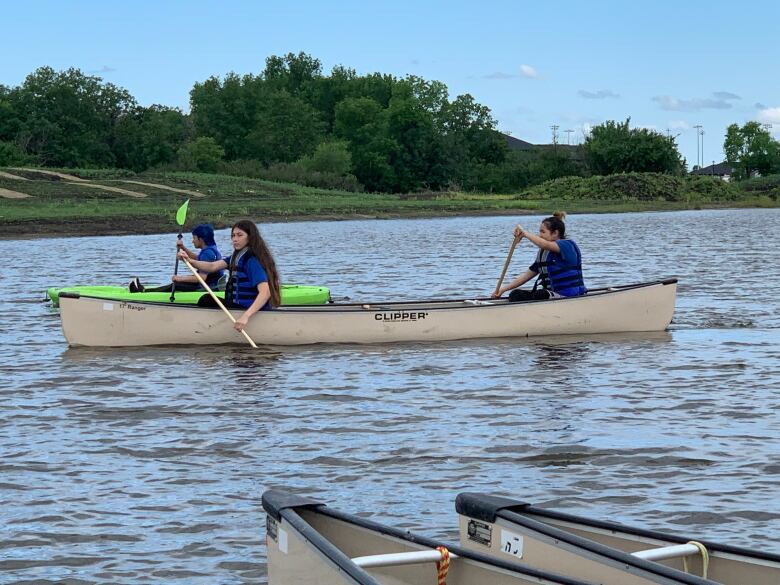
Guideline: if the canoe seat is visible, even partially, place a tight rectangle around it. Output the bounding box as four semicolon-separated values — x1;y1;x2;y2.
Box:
633;541;709;578
352;548;458;568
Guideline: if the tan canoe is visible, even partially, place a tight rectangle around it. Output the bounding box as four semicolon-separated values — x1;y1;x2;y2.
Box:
456;493;780;585
59;279;677;347
263;489;602;585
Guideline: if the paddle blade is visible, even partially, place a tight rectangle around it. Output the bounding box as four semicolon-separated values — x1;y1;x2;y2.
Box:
175;199;190;226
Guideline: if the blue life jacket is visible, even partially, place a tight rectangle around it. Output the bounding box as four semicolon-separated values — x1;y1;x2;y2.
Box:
224;249;267;309
531;240;586;297
198;244;224;285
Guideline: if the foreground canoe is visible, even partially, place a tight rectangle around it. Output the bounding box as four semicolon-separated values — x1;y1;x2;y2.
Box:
456;493;780;585
47;283;331;307
59;279;677;347
263;489;599;585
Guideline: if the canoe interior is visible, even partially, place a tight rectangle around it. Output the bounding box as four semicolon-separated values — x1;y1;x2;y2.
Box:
262;490;596;585
456;493;780;585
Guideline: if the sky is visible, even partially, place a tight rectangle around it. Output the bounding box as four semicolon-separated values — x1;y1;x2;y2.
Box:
2;0;779;169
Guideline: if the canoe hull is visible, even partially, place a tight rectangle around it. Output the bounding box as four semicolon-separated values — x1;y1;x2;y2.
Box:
59;280;677;347
47;284;330;307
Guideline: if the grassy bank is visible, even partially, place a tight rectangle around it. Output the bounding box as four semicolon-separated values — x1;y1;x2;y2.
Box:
1;168;777;238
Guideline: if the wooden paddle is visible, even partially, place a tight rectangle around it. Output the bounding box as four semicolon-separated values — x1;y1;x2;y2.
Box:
494;235;521;297
180;257;258;349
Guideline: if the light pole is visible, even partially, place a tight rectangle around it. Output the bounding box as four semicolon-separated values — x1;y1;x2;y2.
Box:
564;129;574;145
700;128;705;169
693;125;703;168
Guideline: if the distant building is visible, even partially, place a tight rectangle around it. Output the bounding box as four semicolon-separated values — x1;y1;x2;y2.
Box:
690;161;735;181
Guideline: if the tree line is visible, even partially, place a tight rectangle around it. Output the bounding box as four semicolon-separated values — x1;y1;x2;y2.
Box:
1;53;777;192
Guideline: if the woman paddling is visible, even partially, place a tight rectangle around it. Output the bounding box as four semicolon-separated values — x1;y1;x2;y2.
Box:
178;219;281;332
493;211;587;301
130;224;224;293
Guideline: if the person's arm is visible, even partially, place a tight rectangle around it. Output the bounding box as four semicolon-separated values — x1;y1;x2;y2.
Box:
514;225;560;253
175;240;198;260
177;250;226;273
172;274;199;284
493;269;538;298
234;282;270;332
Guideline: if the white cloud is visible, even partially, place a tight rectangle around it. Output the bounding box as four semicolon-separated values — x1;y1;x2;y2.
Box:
758;106;780;125
712;91;741;100
519;64;538;79
578;89;619;99
652;94;733;111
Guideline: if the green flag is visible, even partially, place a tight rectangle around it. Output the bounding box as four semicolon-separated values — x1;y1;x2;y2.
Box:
175;199;190;226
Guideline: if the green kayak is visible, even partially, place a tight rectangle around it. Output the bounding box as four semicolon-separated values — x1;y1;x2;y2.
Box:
47;284;331;307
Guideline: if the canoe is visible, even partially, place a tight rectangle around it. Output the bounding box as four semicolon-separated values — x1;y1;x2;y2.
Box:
456;493;780;585
58;279;677;347
46;283;331;307
262;489;600;585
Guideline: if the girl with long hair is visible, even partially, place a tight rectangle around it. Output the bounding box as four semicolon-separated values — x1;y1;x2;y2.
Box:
493;211;587;302
179;220;281;332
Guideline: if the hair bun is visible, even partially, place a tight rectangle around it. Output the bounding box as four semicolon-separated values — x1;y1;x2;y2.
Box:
553;211;567;222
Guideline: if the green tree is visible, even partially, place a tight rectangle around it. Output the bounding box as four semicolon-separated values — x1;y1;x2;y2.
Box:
245;90;325;164
299;140;352;175
0;140;34;165
114;105;191;171
334;97;398;191
584;119;684;175
8;67;135;167
724;121;780;179
177;137;225;172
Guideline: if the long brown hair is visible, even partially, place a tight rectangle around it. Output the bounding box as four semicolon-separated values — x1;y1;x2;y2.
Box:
232;220;281;307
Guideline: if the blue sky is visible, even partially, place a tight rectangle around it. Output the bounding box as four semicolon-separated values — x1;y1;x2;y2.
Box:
3;1;778;168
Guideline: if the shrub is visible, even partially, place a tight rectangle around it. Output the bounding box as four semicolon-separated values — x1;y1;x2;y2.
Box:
177;137;225;173
0;141;35;166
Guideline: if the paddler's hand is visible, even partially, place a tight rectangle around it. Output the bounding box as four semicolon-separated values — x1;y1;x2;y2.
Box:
491;290;501;299
234;314;249;332
176;240;186;250
177;250;189;261
513;225;525;239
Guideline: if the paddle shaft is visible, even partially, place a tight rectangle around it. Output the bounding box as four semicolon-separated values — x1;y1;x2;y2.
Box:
181;257;258;348
170;233;183;302
494;235;521;297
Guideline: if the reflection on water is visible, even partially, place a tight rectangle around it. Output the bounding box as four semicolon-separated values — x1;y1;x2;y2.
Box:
1;209;779;583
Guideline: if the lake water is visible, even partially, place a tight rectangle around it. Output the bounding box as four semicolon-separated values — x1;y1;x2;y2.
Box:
1;209;779;583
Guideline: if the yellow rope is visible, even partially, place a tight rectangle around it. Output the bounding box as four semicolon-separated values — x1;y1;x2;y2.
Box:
435;546;450;585
682;541;709;579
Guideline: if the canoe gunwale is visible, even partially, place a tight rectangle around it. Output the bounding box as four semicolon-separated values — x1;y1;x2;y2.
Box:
456;493;713;585
521;506;780;564
456;492;780;569
262;489;596;585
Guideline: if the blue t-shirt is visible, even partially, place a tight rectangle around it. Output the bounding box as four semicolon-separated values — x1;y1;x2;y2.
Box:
555;239;579;266
197;245;224;284
224;252;271;310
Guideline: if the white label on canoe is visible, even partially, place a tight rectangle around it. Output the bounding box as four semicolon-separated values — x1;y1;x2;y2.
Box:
500;529;523;558
103;303;114;311
278;528;288;554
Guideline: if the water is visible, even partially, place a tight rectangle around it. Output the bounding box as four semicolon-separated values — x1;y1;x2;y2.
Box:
1;209;779;583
